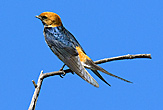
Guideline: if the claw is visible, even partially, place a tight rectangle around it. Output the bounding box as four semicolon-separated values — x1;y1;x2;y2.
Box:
59;71;66;78
59;74;64;78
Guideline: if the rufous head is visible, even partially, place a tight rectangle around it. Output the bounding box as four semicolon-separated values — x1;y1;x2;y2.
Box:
36;12;62;27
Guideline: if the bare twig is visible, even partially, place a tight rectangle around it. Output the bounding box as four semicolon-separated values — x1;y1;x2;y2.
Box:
32;80;37;88
94;54;151;64
28;54;151;110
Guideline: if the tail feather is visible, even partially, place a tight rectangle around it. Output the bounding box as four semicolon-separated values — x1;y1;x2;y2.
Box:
98;67;132;83
85;59;133;83
91;70;111;86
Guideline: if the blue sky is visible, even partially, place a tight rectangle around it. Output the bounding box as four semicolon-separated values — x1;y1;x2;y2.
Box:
0;0;162;110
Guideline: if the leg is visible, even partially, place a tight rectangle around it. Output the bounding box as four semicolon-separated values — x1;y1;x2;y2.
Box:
59;64;66;71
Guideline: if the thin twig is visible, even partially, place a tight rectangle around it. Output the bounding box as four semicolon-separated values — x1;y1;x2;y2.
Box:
32;80;37;88
28;54;151;110
94;54;151;64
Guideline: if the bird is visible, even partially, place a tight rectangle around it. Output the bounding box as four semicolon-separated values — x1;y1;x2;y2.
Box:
35;12;132;87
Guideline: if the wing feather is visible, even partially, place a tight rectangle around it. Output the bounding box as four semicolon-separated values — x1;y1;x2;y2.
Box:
66;56;99;87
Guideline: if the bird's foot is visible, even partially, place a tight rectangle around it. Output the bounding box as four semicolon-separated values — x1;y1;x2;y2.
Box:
59;64;66;78
59;71;66;78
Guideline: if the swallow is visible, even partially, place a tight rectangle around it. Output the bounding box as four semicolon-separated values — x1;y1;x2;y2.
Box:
36;12;132;87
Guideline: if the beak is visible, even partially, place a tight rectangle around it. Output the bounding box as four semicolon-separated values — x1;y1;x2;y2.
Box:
35;15;41;19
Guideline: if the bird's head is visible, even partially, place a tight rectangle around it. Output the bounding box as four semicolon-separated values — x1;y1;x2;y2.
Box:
36;12;62;27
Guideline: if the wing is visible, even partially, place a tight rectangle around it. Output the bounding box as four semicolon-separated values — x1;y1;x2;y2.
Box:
64;27;87;54
65;55;99;87
44;26;99;87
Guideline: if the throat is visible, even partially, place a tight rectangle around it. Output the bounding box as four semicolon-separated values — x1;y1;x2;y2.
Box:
44;23;62;28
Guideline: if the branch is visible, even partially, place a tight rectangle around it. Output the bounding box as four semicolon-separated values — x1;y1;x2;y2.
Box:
28;71;43;110
28;54;151;110
94;54;151;64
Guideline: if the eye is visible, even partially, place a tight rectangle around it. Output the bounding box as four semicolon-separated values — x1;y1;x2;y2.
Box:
41;16;48;20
